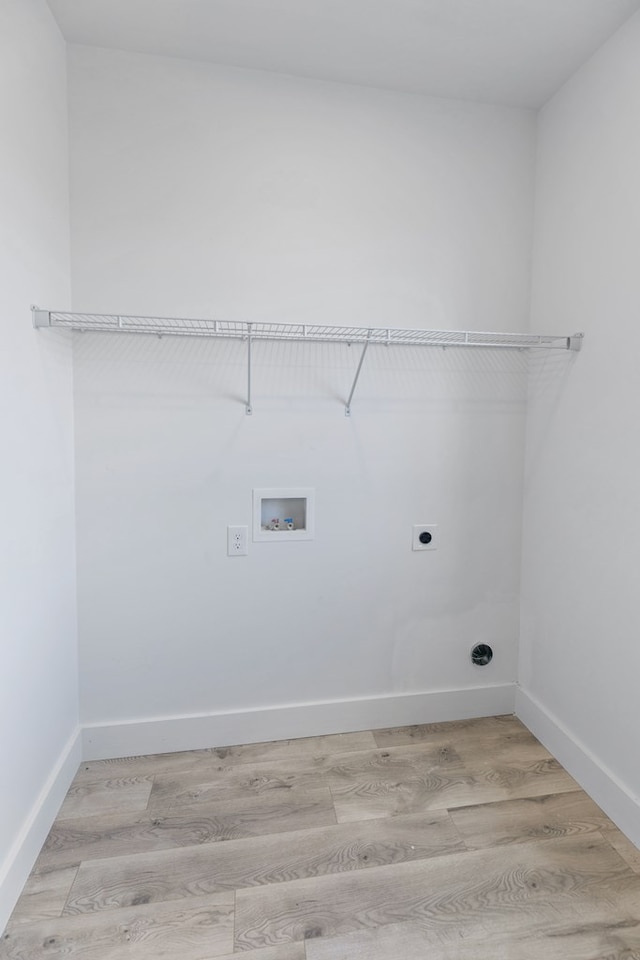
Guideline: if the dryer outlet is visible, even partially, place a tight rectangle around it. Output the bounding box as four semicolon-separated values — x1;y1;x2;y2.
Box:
412;524;438;551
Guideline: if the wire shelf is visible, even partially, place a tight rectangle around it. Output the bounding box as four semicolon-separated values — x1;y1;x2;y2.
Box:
33;310;583;352
32;308;583;416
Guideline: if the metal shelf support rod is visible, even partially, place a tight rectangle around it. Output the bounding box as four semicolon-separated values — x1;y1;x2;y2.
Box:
345;331;371;417
246;323;253;416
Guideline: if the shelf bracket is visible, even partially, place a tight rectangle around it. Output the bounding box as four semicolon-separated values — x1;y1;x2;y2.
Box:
31;307;51;328
246;323;253;415
345;331;371;417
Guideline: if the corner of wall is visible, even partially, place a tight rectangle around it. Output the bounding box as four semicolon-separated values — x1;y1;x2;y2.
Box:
516;687;640;849
0;728;81;933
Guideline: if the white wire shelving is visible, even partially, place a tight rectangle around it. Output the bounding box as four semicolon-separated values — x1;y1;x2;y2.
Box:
32;308;583;416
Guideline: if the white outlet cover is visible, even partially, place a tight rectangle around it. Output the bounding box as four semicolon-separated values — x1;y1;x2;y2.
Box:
412;524;437;551
227;525;248;556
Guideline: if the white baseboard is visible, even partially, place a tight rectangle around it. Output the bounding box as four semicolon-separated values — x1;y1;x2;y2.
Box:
516;687;640;848
0;728;82;934
82;684;516;760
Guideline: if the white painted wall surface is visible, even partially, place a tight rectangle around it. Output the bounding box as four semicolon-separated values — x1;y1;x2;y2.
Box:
520;11;640;840
68;47;536;750
0;0;79;930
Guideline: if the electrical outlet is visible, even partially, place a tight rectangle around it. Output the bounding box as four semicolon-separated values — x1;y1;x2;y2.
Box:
227;525;248;556
412;524;437;551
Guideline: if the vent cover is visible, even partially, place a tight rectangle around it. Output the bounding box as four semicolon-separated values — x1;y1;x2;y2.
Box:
471;644;493;666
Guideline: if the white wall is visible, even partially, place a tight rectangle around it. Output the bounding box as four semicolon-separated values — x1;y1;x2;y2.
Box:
0;0;79;931
519;10;640;843
68;47;536;755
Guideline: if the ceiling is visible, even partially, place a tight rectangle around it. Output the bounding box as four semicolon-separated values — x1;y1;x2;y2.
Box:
47;0;640;108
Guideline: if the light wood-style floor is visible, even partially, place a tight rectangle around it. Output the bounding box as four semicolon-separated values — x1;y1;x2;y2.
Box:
3;715;640;959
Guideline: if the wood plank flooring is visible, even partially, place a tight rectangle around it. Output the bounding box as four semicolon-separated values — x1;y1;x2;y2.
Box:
3;717;640;959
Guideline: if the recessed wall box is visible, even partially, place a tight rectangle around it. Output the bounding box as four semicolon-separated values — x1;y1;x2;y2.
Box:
253;488;315;542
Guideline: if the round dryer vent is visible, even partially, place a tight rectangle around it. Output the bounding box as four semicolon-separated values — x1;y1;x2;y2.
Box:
471;643;493;666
